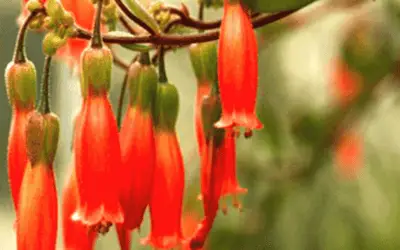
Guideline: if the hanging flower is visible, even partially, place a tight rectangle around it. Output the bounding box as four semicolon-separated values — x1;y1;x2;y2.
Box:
182;211;205;250
142;82;184;249
73;47;123;228
17;112;59;250
117;53;157;249
5;60;37;214
216;0;262;131
189;42;217;154
62;160;97;250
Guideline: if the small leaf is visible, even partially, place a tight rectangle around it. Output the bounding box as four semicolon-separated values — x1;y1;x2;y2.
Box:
123;0;160;34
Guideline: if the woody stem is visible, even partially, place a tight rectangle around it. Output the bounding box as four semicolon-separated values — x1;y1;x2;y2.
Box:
38;56;52;114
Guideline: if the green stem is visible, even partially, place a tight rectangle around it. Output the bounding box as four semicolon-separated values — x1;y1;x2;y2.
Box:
91;0;104;48
158;46;168;83
13;11;39;63
38;56;53;114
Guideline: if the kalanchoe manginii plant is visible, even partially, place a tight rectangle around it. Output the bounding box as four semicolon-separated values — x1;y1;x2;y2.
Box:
116;52;158;249
8;0;391;249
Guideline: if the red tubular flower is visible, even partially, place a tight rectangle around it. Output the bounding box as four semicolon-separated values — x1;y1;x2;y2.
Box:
216;0;262;130
5;60;37;213
118;54;157;230
62;162;97;250
73;47;123;227
189;42;217;154
142;83;184;249
17;112;59;250
58;0;96;67
17;162;58;250
74;94;124;226
332;58;363;179
117;54;158;250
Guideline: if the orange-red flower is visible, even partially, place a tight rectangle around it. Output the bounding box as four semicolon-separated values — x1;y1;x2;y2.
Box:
142;83;184;249
73;47;123;227
117;55;158;250
17;112;59;250
5;60;36;214
73;94;124;226
216;0;262;130
62;162;97;250
182;211;205;250
17;162;58;250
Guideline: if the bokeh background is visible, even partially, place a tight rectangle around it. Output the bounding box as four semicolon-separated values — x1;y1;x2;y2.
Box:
2;0;400;249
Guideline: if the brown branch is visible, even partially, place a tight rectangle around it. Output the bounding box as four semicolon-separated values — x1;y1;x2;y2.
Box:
74;10;297;46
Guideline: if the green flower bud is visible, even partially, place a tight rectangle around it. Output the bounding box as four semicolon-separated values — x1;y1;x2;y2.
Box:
189;41;218;84
46;0;64;23
5;60;37;109
62;11;75;27
42;32;67;56
201;94;225;146
25;111;60;165
27;0;43;12
127;53;158;112
80;47;113;97
153;83;179;131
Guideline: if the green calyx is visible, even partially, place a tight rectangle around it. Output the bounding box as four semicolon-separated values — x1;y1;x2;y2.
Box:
201;94;225;147
5;60;37;110
127;54;158;112
153;82;179;131
25;111;60;165
80;47;113;97
189;41;218;84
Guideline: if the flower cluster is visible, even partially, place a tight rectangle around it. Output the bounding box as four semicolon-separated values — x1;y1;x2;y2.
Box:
7;0;264;249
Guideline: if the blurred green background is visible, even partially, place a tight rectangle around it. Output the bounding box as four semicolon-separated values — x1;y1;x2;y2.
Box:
2;0;400;249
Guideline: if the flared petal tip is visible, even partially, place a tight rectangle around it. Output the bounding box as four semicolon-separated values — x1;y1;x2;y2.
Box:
71;205;124;226
141;234;183;249
214;115;234;129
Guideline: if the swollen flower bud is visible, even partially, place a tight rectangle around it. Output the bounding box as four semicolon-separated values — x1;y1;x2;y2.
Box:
80;47;113;96
5;61;37;109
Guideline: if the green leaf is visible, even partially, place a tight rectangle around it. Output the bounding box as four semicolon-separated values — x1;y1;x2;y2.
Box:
123;0;160;34
242;0;318;13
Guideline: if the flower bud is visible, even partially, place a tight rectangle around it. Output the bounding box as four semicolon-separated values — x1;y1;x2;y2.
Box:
25;111;60;165
189;41;217;84
26;0;43;12
127;54;158;111
153;83;179;131
5;61;37;110
80;47;112;96
46;0;64;22
43;32;67;56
